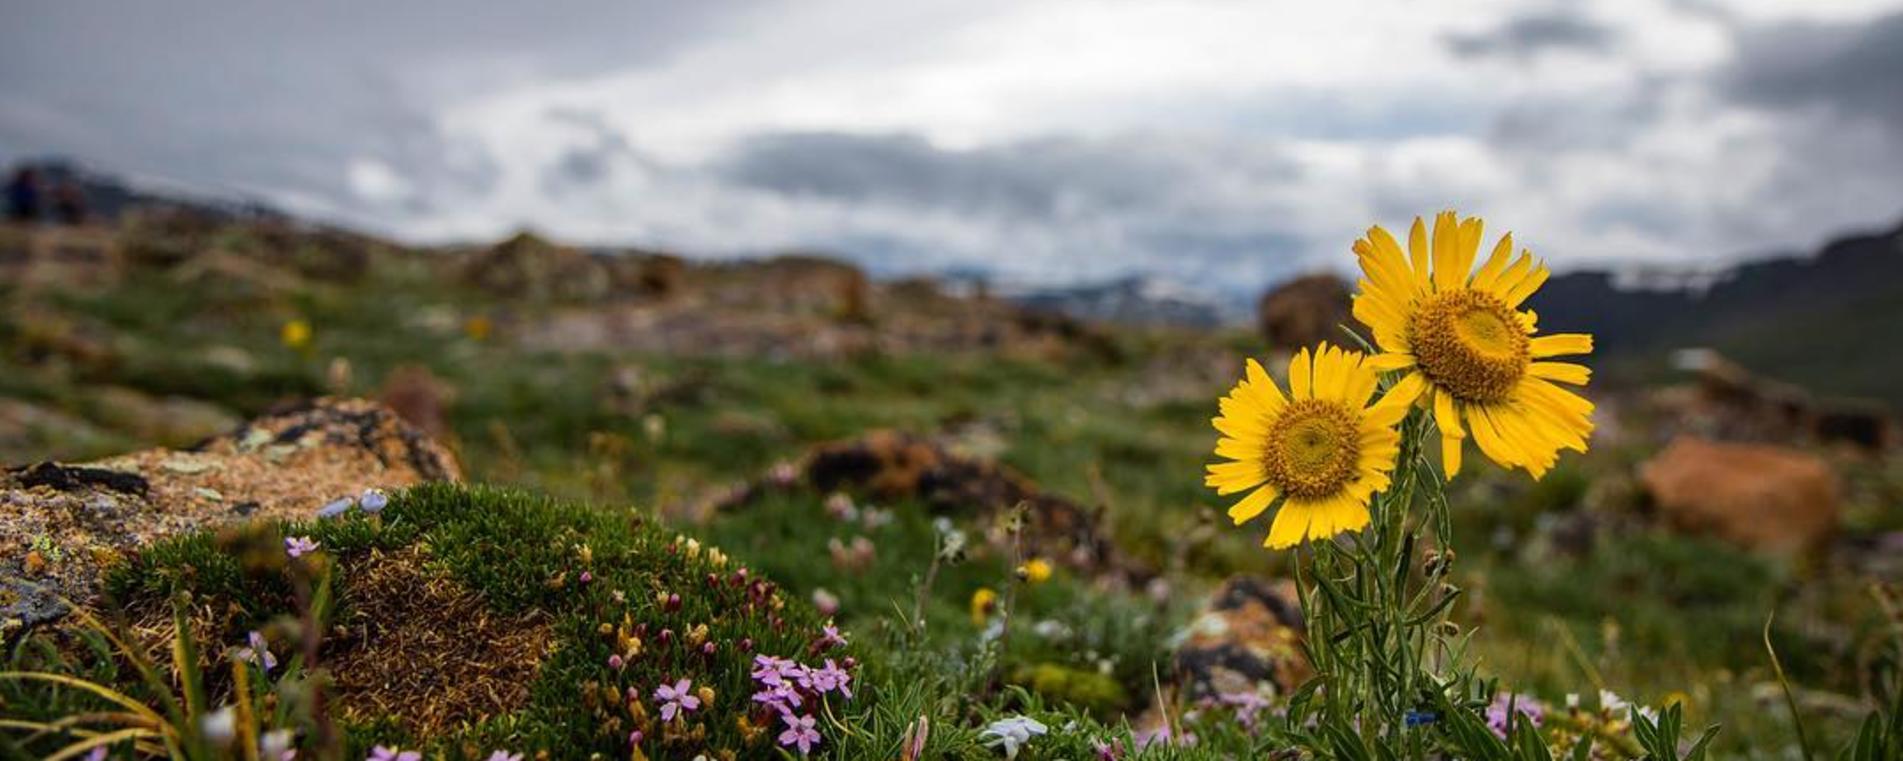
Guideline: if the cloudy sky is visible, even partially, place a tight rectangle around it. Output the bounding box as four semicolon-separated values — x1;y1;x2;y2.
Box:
4;0;1902;295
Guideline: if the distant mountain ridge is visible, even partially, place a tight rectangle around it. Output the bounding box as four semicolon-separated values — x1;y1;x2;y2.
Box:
1530;219;1903;407
1010;275;1236;328
7;157;286;224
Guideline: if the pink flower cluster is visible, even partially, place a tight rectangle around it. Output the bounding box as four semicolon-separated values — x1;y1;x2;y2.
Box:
749;653;856;755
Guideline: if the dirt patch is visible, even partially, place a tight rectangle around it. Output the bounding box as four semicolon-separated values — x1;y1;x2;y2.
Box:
326;548;552;735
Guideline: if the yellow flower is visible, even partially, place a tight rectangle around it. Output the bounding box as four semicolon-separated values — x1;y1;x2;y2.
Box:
279;319;312;350
970;587;998;626
1205;343;1413;549
464;315;492;341
1350;211;1594;479
1017;558;1054;584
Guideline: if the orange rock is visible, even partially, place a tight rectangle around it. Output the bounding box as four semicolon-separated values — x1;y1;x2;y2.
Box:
1638;436;1840;556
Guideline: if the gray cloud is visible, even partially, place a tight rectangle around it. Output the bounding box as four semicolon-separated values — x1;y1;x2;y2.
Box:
1724;10;1903;129
538;109;649;196
1443;9;1617;59
719;131;1301;219
0;1;745;220
692;130;1321;291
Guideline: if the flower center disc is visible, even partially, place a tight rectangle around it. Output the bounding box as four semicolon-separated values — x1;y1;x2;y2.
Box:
1263;399;1361;500
1407;290;1530;403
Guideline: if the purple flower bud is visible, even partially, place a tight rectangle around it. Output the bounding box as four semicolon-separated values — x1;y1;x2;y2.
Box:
608;654;624;671
701;642;717;656
739;638;754;653
665;593;682;612
579;571;593;585
658;629;674;647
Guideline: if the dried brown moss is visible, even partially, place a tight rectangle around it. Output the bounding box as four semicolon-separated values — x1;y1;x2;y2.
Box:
325;547;552;736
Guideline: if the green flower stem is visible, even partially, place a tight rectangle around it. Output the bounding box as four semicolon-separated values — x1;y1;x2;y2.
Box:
1293;406;1471;759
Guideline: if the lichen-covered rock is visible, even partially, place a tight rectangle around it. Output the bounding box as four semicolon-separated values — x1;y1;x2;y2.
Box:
2;397;460;637
1172;576;1309;702
1136;576;1309;738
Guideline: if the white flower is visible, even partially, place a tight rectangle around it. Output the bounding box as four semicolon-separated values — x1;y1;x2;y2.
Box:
201;706;237;746
980;619;1005;642
260;729;297;761
980;716;1048;759
1598;690;1628;715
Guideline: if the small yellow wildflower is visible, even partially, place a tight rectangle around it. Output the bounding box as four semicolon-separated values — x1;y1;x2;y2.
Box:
1017;558;1054;584
464;314;492;341
970;587;999;626
280;319;312;350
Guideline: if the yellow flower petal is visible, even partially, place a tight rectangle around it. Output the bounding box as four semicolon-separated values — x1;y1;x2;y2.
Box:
1243;358;1288;410
1289;348;1313;400
1433;389;1465;439
1227;484;1280;525
1408;217;1430;287
1502;262;1550;308
1264;498;1323;549
1530;333;1593;358
1432;211;1463;292
1470;232;1514;292
1441;430;1464;478
1528;361;1591;386
1366;352;1416;372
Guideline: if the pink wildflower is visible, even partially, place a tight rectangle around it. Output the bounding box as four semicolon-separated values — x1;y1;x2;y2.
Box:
778;713;821;754
807;659;852;699
654;678;701;722
235;631;276;672
285;536;319;558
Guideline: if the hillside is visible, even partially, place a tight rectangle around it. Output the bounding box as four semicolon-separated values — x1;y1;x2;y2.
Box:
1533;220;1903;407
